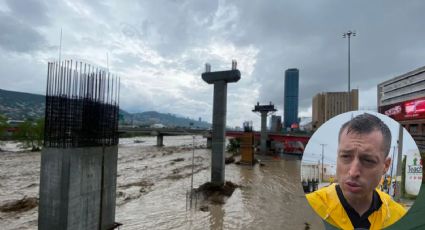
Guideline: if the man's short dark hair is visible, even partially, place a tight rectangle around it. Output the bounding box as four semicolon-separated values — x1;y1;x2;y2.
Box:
338;113;392;157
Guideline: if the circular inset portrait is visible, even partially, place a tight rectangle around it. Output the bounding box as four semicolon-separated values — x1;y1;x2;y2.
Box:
301;111;421;229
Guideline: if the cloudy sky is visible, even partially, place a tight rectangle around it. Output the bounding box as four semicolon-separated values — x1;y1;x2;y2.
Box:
1;0;425;128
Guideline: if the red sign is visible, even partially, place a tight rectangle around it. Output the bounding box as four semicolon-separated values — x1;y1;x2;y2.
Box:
291;123;299;129
380;97;425;121
405;99;425;115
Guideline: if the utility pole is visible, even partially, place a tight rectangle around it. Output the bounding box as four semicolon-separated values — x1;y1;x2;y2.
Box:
388;145;396;194
394;124;404;201
320;144;327;183
343;30;356;112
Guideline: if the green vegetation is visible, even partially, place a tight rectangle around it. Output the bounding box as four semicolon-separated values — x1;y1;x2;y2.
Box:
226;138;241;155
0;114;7;147
13;118;44;151
0;114;6;134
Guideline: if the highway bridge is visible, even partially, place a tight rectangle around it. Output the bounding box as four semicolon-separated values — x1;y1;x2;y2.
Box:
118;127;210;146
118;128;311;153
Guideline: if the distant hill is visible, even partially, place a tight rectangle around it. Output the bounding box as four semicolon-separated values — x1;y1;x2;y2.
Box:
127;111;211;129
0;88;211;128
0;89;45;120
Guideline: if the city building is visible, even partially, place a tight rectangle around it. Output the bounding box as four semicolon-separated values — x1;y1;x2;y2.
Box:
378;65;425;152
299;117;313;131
269;115;282;132
284;68;299;128
301;162;336;182
312;89;359;130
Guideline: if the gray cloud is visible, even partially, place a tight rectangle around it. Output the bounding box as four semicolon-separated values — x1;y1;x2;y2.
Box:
1;0;425;128
225;0;425;113
5;0;49;26
0;13;47;53
115;0;219;57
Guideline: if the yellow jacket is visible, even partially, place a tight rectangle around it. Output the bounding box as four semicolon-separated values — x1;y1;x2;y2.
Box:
306;183;406;230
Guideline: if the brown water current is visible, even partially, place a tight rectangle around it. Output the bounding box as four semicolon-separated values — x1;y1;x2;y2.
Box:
0;136;324;229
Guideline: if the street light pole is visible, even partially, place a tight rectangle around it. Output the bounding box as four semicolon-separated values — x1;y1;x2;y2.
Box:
343;30;356;112
320;143;327;183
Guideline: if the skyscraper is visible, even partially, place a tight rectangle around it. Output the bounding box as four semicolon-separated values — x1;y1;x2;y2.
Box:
284;68;299;128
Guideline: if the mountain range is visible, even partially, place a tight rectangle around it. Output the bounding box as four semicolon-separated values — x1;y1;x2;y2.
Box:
0;88;211;129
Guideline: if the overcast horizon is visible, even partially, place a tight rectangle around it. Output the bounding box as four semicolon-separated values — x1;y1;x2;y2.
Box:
1;0;425;129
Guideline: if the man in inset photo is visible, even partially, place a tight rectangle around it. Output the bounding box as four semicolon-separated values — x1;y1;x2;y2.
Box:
306;113;407;229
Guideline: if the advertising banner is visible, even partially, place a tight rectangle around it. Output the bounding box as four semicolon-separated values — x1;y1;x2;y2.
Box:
379;97;425;121
405;150;423;196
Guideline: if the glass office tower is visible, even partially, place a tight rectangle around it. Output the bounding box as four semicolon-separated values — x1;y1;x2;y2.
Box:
284;68;299;128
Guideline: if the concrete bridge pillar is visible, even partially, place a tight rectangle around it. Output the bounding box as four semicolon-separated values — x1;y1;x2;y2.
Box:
252;102;277;155
202;62;240;186
156;134;164;147
206;137;212;149
260;111;268;154
211;80;227;185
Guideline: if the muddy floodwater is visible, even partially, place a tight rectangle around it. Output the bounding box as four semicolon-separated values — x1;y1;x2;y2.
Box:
0;136;324;229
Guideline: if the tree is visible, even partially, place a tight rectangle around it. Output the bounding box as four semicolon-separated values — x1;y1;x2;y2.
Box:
13;118;44;151
226;138;241;155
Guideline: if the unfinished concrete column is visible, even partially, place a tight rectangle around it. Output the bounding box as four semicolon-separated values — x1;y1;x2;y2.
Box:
252;102;277;155
39;61;120;230
202;132;212;149
260;111;268;154
202;61;240;186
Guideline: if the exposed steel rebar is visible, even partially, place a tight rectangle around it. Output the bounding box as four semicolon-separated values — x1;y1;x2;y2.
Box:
44;60;120;148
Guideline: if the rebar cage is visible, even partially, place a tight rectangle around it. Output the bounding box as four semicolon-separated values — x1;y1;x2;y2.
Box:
44;60;120;148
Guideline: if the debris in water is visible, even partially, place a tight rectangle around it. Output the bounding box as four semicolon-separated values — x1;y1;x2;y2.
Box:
119;180;154;189
162;150;174;156
199;205;209;212
234;158;265;166
191;181;240;206
225;156;235;164
196;181;239;198
117;191;125;197
171;158;185;162
25;183;38;188
165;166;208;180
0;196;38;212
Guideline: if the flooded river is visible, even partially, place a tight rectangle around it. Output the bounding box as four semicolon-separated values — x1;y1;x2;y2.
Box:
0;136;324;229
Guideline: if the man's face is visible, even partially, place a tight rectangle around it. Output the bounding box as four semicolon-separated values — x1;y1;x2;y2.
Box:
337;128;391;203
